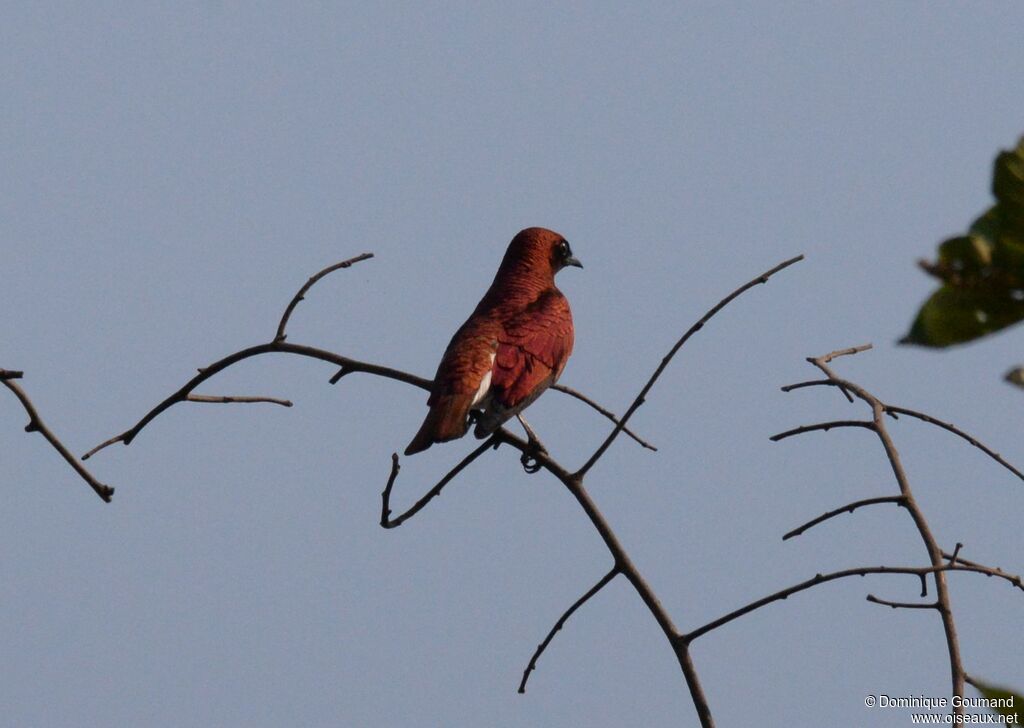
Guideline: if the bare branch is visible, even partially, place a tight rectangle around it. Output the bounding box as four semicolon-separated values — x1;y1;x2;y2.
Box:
82;341;431;460
518;568;619;694
783;496;905;540
866;594;938;610
2;376;114;502
82;254;817;728
274;253;374;342
885;406;1024;483
381;438;496;528
780;378;836;393
941;552;1024;590
876;401;966;707
490;429;714;727
769;420;875;441
789;347;973;708
684;563;1022;642
186;394;293;407
806;344;873;402
550;384;657;451
814;343;874;365
576;254;804;478
329;366;352;384
0;369;24;380
944;549;976;567
89;250;652;473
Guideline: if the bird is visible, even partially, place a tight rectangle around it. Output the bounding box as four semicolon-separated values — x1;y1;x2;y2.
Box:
404;227;582;456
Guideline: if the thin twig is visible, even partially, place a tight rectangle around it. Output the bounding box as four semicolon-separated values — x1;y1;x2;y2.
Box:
274;253;374;342
815;344;873;365
2;377;114;502
490;430;714;728
769;420;875;441
857;390;963;707
866;594;937;609
380;438;496;528
518;568;619;694
944;550;978;568
778;348;973;711
947;560;1023;589
941;552;1023;589
780;379;836;393
84;254;812;728
885;406;1024;483
576;254;804;478
186;394;293;406
90;253;643;466
82;341;431;460
806;345;872;402
783;496;905;540
683;562;1022;642
550;384;657;451
0;369;24;380
329;366;351;385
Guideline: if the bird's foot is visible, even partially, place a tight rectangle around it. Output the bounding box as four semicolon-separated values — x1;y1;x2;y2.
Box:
517;415;548;474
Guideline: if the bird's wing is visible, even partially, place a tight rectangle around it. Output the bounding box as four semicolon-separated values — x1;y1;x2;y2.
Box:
492;290;574;407
429;329;499;404
404;325;499;455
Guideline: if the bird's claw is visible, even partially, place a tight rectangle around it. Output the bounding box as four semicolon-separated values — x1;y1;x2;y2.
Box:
520;450;542;474
519;437;547;474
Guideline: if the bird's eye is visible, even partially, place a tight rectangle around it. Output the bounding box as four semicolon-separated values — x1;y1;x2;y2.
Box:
559;240;571;257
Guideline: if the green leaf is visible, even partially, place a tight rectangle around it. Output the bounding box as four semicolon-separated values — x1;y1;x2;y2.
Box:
900;286;1024;347
993;139;1024;245
969;677;1022;722
937;234;993;277
904;136;1024;347
993;138;1024;212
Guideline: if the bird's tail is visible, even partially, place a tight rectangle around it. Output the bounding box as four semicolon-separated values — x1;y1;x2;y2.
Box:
404;395;472;455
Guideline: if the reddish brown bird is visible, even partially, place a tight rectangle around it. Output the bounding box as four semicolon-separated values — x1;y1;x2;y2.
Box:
405;227;582;455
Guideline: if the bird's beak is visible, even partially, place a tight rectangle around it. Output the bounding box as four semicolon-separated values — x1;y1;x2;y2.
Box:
565;256;583;269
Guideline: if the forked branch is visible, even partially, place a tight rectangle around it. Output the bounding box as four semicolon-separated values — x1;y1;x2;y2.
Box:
86;253;652;461
380;438;496;528
85;251;807;728
683;560;1023;642
82;341;429;460
551;383;656;451
773;345;1024;715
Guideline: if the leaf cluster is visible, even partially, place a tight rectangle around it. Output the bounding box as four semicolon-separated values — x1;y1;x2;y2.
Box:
904;138;1024;348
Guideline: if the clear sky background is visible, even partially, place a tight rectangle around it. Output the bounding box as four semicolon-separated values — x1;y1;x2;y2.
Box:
2;3;1022;727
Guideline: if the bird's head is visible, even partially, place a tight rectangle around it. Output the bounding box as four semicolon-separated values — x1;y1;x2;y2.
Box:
501;227;583;281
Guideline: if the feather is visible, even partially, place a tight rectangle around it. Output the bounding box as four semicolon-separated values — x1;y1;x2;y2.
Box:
405;227;580;455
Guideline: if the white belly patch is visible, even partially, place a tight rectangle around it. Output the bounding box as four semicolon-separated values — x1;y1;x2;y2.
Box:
471;351;496;407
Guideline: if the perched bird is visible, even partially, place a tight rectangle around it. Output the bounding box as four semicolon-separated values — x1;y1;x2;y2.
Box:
405;227;582;455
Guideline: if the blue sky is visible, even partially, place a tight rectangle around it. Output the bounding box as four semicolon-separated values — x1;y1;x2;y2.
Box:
2;3;1022;726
